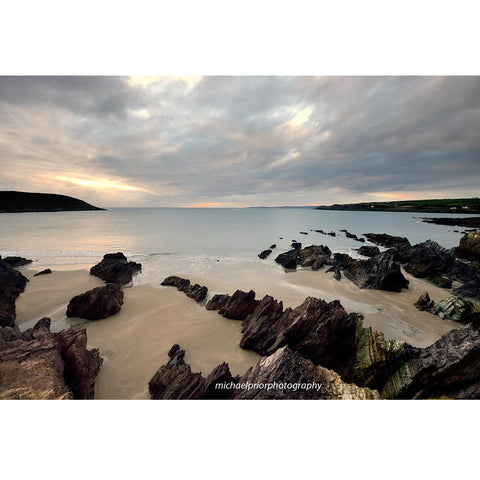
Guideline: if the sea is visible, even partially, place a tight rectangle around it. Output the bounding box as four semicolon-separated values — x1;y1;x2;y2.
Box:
0;207;477;285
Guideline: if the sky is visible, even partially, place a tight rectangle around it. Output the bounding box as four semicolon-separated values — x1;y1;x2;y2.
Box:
0;76;479;208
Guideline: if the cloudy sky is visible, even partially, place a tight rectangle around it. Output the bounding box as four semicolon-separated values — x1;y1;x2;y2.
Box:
0;76;479;208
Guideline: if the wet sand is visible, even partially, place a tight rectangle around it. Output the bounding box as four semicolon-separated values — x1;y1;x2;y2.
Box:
15;262;460;399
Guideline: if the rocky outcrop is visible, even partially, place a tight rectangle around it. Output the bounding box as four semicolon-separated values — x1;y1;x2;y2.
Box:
3;256;33;267
342;231;365;242
357;246;381;257
34;269;52;276
414;292;435;311
258;249;272;259
0;319;102;399
269;244;277;249
291;242;302;250
333;252;409;292
148;344;380;400
363;233;411;249
185;284;208;302
415;293;480;325
206;289;259;320
90;252;141;285
325;266;341;281
0;258;28;328
455;232;480;261
274;249;299;269
160;276;208;303
66;284;124;320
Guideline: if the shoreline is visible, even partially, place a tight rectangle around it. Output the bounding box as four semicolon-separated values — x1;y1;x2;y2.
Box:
15;260;461;399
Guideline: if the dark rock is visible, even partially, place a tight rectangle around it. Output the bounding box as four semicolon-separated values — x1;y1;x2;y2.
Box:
364;233;411;249
327;232;336;236
455;232;480;261
258;249;272;259
231;347;380;400
421;217;480;229
168;344;181;358
357;246;381;257
299;232;309;235
334;252;409;292
414;292;435;312
274;249;299;269
0;258;28;328
291;242;302;250
90;252;141;285
0;323;102;399
240;296;362;378
66;284;124;320
185;284;208;302
161;276;208;302
314;229;325;234
215;290;260;320
34;268;52;276
297;245;332;270
3;256;33;267
269;244;277;249
148;345;379;400
161;275;190;292
206;294;230;311
343;231;365;242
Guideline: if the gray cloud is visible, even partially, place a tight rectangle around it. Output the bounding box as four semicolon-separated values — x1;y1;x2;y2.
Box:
0;76;479;207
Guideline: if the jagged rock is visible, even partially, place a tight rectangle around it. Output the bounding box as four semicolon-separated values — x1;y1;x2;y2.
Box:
344;231;365;242
185;284;208;302
34;269;52;276
148;345;379;400
334;252;409;292
363;233;411;248
274;249;299;269
291;242;302;250
3;256;33;267
0;258;28;328
240;296;362;378
357;246;381;257
431;296;480;324
455;232;480;261
161;275;190;292
414;292;435;312
66;284;124;320
297;245;332;270
269;244;277;249
231;347;379;400
90;252;141;285
0;323;102;399
258;249;272;259
206;294;230;311
207;289;259;320
382;325;480;399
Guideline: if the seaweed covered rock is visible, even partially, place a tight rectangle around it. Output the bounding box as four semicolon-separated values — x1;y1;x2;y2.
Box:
90;252;141;285
66;284;124;320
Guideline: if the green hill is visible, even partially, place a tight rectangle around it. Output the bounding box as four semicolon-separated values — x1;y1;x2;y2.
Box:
316;198;480;214
0;191;104;213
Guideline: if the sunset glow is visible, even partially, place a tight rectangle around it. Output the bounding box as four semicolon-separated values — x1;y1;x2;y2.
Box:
184;202;221;208
52;175;152;193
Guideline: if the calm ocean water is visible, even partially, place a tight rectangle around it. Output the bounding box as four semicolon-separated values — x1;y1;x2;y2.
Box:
1;208;477;285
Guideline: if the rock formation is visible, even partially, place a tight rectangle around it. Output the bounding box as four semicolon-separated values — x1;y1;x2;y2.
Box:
0;319;102;399
90;252;141;285
0;258;28;328
357;246;381;257
148;344;380;400
34;269;52;276
258;249;272;259
206;289;259;320
455;232;480;261
66;284;124;320
3;256;33;267
160;276;208;303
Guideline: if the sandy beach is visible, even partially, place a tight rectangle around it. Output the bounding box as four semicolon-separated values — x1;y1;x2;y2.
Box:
15;261;460;399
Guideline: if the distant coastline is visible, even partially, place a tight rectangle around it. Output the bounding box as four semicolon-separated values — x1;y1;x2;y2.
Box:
0;191;104;213
316;198;480;214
